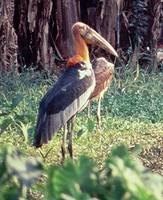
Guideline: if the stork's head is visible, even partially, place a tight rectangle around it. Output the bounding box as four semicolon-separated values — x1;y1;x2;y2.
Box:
72;22;118;58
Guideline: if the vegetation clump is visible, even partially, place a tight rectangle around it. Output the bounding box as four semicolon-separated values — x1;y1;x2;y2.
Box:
0;145;163;200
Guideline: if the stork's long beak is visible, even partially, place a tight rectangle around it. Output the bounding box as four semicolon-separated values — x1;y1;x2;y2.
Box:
72;22;118;58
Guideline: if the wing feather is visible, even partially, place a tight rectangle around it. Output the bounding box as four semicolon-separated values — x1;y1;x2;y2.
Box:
34;63;95;147
90;58;114;100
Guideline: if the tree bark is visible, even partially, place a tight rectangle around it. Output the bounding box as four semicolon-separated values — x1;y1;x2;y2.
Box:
100;0;118;48
55;0;79;58
0;0;162;71
0;0;18;71
14;0;53;69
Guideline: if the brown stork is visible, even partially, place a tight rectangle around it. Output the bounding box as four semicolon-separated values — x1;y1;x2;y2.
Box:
90;57;114;128
33;22;118;161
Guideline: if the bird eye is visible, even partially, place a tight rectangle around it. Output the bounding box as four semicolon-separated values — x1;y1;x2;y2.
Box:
80;26;86;34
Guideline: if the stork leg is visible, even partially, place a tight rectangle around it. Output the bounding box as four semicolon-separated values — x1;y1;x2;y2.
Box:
61;123;68;162
97;97;102;129
87;102;91;118
67;116;75;160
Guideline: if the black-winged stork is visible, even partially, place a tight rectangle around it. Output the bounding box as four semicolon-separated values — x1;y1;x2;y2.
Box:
33;22;118;160
90;57;114;128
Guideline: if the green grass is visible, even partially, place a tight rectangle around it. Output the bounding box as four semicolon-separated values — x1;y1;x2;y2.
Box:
0;68;163;175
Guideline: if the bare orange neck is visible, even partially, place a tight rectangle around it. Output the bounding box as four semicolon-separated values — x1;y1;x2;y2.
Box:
67;33;90;67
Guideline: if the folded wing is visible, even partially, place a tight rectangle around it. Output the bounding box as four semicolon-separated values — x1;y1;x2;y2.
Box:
34;62;95;147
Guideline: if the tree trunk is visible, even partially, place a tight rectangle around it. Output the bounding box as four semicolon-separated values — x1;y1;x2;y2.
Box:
14;0;53;69
0;0;18;71
0;0;162;71
84;0;117;60
100;0;118;48
55;0;79;58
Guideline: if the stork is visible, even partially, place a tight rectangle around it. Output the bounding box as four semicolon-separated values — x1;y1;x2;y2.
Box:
90;57;114;128
33;22;118;161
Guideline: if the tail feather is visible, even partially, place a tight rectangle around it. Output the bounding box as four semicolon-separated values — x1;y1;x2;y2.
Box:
47;115;53;141
33;114;62;148
34;119;46;148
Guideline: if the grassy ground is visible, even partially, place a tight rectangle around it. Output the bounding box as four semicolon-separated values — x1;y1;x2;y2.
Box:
0;68;163;176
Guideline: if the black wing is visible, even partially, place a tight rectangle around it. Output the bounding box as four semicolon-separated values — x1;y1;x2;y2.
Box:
34;62;95;147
